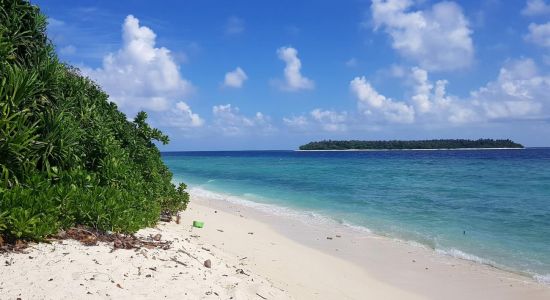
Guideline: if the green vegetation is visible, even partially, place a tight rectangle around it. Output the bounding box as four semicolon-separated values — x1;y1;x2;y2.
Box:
299;139;524;150
0;0;188;242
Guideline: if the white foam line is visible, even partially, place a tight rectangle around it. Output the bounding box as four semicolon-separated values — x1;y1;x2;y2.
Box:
189;186;371;234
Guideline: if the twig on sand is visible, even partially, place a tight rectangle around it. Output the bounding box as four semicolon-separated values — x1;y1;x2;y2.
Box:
177;247;204;265
171;257;188;267
178;248;198;260
256;292;268;299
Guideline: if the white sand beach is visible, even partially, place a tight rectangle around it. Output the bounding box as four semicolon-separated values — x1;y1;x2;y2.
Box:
2;192;550;299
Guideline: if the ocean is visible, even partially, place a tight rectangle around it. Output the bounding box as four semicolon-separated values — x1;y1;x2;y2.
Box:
162;149;550;283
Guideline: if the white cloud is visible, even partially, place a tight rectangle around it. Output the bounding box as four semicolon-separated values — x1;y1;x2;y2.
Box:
409;67;477;123
225;16;245;35
83;15;193;116
212;104;274;136
283;110;348;132
526;22;550;48
370;0;474;71
310;109;348;132
522;0;550;16
283;116;309;130
223;67;248;88
275;46;314;91
350;76;415;123
353;59;549;125
286;58;550;132
470;59;547;120
165;101;204;129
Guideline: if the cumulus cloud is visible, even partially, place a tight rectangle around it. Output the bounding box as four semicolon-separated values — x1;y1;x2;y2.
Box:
283;116;309;130
165;101;204;129
212;104;274;136
83;15;193;117
275;46;314;91
470;59;548;120
225;16;245;35
522;0;550;16
349;59;549;126
311;109;348;132
370;0;474;71
283;110;348;132
408;67;477;123
223;67;248;88
526;22;550;48
350;76;415;123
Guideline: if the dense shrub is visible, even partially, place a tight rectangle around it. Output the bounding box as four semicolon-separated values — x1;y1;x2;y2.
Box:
0;0;189;242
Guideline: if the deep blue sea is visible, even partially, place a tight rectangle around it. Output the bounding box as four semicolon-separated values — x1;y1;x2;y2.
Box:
162;149;550;282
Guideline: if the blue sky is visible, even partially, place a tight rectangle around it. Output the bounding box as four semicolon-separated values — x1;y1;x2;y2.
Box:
36;0;550;150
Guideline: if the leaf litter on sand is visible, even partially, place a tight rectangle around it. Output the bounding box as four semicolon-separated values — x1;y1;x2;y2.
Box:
58;226;173;251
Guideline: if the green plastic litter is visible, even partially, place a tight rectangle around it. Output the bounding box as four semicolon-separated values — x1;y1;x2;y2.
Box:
193;221;204;228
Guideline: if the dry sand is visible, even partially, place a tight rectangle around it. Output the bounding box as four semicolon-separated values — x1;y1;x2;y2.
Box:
1;192;550;299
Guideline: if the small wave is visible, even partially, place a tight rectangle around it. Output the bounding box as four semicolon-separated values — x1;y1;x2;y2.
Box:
190;187;331;223
189;187;375;233
534;274;550;284
435;248;493;265
340;221;372;234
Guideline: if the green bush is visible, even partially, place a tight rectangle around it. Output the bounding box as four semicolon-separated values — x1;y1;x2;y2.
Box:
0;0;189;242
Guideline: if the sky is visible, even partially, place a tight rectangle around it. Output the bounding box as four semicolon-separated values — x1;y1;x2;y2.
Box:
35;0;550;150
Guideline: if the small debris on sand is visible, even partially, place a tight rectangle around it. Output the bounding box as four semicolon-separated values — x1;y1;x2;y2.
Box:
59;226;172;251
204;259;212;268
236;268;249;276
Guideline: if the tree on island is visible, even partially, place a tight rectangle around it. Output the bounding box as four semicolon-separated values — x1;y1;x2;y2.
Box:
299;139;524;150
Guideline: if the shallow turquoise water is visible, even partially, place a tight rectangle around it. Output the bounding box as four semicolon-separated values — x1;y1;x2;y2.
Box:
163;149;550;282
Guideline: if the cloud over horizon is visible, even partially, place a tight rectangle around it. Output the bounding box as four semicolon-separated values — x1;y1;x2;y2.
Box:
212;104;275;136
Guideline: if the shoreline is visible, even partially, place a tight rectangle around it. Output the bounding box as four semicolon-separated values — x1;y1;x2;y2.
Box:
188;186;548;284
190;190;550;299
2;193;550;299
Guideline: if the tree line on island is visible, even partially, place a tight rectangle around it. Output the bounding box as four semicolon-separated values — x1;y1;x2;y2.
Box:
0;0;188;244
299;139;524;150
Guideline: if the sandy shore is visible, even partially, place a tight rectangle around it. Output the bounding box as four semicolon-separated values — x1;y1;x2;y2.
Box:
2;192;550;299
189;194;550;300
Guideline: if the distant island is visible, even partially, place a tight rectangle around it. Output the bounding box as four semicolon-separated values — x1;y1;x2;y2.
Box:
298;139;524;150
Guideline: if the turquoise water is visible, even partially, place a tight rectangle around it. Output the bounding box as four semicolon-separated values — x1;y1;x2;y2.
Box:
163;149;550;282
